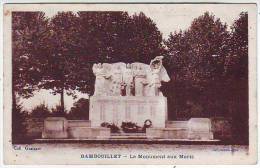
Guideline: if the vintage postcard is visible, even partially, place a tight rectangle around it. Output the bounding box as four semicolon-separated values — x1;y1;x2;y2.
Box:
2;2;258;165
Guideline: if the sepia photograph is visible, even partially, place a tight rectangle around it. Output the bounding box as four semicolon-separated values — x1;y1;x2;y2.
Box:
2;2;258;165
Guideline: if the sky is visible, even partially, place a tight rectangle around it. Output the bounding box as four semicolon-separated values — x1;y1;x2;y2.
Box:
19;4;249;111
42;4;247;38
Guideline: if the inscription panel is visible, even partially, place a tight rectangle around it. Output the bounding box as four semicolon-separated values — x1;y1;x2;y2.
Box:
90;96;167;127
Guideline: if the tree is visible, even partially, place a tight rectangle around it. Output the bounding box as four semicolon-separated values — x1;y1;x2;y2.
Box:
76;11;165;95
225;12;248;80
78;11;131;63
164;12;230;119
12;100;28;144
12;12;50;98
12;12;50;143
225;12;248;144
78;11;165;64
75;11;131;95
39;12;81;113
127;12;165;63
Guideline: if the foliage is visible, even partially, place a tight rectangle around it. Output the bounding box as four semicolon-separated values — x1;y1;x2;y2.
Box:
12;99;28;143
225;12;248;144
12;12;51;98
51;105;68;117
30;103;51;118
77;11;164;64
163;12;248;143
127;12;165;63
165;12;229;87
12;11;248;144
67;98;89;120
77;11;165;95
225;12;248;80
37;12;81;113
163;12;231;119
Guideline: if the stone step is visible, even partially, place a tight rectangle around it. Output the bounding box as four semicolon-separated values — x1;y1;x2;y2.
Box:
111;133;146;136
110;136;147;139
166;121;188;129
34;138;221;144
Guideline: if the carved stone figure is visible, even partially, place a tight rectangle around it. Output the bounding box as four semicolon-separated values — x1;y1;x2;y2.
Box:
147;56;170;96
92;56;170;97
93;63;109;96
133;64;147;96
111;66;123;96
123;64;134;96
90;58;171;130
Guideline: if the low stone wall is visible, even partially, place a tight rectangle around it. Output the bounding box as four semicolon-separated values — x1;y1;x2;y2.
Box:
146;128;188;139
164;118;232;140
68;120;91;127
25;117;232;140
68;127;110;139
25;118;92;139
25;118;44;139
166;121;188;129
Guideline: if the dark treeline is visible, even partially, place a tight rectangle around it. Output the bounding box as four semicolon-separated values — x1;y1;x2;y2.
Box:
12;11;248;144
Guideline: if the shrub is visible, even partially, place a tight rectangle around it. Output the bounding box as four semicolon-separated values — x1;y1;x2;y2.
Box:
51;105;68;117
67;98;89;120
12;102;29;144
30;103;51;118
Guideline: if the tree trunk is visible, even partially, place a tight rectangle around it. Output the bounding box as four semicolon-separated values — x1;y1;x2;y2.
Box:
60;88;64;114
12;88;16;110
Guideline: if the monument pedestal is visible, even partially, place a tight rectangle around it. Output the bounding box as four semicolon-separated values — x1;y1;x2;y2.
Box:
42;117;68;139
89;96;167;128
68;127;110;139
187;118;213;140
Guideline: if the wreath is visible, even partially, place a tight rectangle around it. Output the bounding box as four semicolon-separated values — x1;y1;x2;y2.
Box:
121;121;141;133
144;119;152;128
100;122;120;133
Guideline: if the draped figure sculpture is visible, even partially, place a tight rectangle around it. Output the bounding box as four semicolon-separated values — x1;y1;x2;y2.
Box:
146;56;170;96
132;63;148;96
90;57;170;128
111;65;123;96
92;56;170;97
92;63;110;96
123;64;134;96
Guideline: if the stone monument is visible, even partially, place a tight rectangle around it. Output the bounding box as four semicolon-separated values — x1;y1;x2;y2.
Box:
41;56;217;141
89;56;170;128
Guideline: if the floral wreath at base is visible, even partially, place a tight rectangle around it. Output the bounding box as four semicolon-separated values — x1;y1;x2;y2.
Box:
144;119;152;128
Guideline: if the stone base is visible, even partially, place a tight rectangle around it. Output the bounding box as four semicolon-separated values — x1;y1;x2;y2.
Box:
147;118;214;140
187;132;213;140
146;128;188;139
68;120;91;127
68;127;110;139
42;131;68;139
42;117;68;139
89;96;167;128
187;118;214;140
42;118;107;139
166;121;188;128
41;117;215;140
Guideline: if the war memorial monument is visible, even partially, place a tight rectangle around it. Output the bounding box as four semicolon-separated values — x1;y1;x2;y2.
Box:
42;56;214;141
